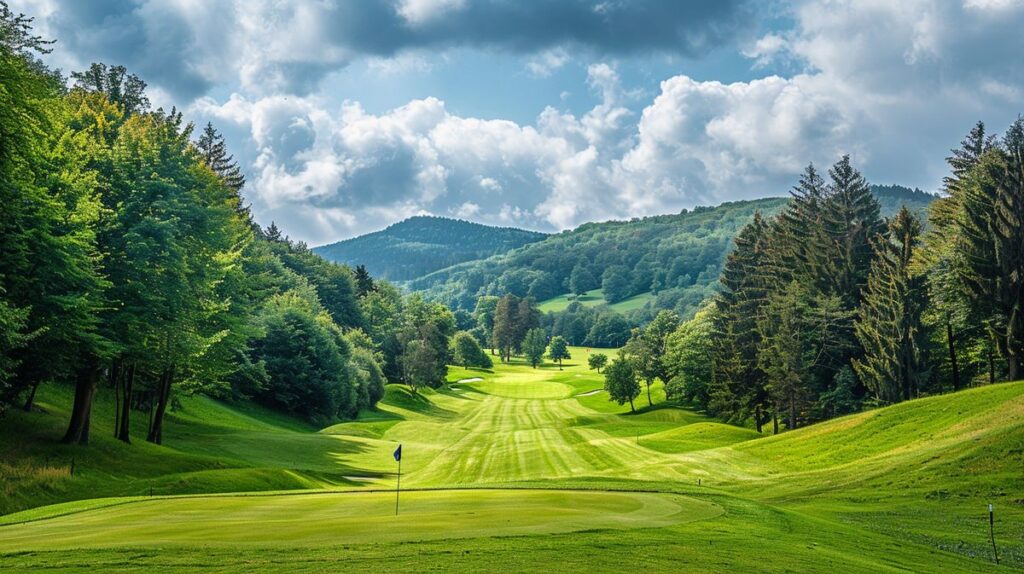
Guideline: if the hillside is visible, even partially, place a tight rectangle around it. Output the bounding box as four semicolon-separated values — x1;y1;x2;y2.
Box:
411;185;935;320
1;353;1020;571
313;216;548;281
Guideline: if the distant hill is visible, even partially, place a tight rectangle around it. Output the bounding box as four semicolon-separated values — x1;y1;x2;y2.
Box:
871;184;936;219
313;216;548;281
409;186;937;321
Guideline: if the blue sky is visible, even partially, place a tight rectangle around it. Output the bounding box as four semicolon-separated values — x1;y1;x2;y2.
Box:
14;0;1024;244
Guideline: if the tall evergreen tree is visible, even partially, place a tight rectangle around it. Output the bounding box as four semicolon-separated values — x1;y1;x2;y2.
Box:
196;122;246;193
820;155;884;308
854;208;930;403
959;120;1024;380
923;122;996;391
353;264;375;297
712;212;771;430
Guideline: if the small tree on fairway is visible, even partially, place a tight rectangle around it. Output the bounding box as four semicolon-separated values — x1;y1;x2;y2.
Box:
522;328;548;368
588;353;608;373
451;331;492;369
548;336;571;370
623;328;659;406
604;358;640;413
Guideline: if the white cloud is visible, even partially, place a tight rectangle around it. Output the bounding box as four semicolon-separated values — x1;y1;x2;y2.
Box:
526;48;571;77
123;0;1024;243
453;202;481;218
743;33;788;68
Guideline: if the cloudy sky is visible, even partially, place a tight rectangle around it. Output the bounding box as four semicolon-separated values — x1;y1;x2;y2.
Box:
13;0;1024;244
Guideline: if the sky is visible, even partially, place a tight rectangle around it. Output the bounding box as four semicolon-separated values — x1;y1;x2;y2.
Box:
12;0;1024;245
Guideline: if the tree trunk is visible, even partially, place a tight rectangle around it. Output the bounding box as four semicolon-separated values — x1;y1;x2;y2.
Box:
110;359;122;438
754;404;763;434
628;397;635;413
788;396;796;431
81;404;92;444
117;362;135;443
772;410;779;435
1009;355;1020;382
946;321;961;391
989;348;996;385
146;365;174;445
62;359;100;445
22;379;40;412
646;381;652;406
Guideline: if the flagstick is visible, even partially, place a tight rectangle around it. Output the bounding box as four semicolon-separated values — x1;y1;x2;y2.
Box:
989;504;999;565
395;457;402;516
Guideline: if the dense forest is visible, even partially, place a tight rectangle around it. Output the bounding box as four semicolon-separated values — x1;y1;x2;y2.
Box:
411;199;788;313
410;187;933;325
314;215;548;281
614;129;1024;433
0;8;460;442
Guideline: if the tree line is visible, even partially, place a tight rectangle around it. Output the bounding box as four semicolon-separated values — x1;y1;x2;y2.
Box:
643;125;1023;432
0;8;461;443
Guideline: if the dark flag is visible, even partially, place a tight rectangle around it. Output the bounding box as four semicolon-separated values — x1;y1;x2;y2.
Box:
394;444;403;516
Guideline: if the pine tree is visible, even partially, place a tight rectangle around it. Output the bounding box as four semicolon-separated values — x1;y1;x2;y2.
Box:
775;163;827;289
196;122;246;193
712;212;771;430
758;289;808;431
264;222;284;242
921;122;994;392
820;155;884;307
959;120;1024;380
853;208;930;403
353;264;375;297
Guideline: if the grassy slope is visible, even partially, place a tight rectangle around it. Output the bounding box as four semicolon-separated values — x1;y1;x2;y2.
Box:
1;349;1021;572
537;288;656;314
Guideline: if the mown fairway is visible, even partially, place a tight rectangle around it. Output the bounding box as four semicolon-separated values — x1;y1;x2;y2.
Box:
1;348;1022;572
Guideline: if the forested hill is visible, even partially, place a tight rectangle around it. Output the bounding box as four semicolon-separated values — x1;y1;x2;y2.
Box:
408;185;935;320
313;216;548;281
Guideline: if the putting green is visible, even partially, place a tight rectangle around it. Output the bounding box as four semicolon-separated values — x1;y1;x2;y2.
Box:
0;489;720;551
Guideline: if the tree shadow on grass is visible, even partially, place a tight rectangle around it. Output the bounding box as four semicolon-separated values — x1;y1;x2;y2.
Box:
380;384;459;419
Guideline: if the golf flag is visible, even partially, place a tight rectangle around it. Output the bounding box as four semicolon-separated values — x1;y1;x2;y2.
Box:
394;444;403;516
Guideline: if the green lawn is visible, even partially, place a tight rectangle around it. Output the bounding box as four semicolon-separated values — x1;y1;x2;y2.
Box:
1;349;1021;572
537;288;655;313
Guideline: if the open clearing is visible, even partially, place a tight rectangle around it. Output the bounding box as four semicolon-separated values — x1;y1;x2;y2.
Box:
537;288;655;313
1;347;1022;572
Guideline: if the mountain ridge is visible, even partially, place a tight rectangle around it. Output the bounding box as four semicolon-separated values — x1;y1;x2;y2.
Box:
313;215;549;281
406;185;937;321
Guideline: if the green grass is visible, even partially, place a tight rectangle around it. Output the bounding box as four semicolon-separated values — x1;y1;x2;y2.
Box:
537;288;655;313
1;350;1022;572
